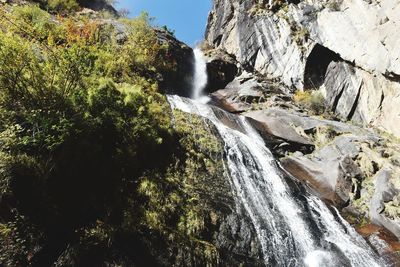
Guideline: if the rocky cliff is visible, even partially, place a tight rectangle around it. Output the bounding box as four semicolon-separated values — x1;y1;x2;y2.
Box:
204;0;400;255
206;0;400;136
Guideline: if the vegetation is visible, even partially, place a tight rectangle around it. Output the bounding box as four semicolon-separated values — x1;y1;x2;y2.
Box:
293;90;325;115
250;0;289;15
0;2;225;266
292;25;309;47
31;0;80;14
326;0;342;11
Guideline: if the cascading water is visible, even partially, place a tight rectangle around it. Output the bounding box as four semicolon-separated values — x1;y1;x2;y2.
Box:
168;95;386;267
167;47;386;266
191;48;209;102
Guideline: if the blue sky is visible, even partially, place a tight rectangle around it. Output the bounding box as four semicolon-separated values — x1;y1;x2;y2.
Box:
116;0;212;46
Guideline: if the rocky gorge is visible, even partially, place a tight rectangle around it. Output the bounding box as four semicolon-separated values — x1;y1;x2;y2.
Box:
201;0;400;264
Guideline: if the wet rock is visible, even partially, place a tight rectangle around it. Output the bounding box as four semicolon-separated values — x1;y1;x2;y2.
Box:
216;209;265;267
210;73;269;113
357;224;400;264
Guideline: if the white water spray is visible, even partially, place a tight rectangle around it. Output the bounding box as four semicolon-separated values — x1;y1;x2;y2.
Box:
167;95;386;267
191;48;209;102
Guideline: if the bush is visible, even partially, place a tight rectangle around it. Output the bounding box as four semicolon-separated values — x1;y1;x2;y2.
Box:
0;2;219;265
293;90;325;115
0;5;182;265
47;0;79;13
6;5;61;42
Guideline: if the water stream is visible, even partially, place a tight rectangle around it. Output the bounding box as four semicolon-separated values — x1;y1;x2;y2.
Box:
191;48;209;103
166;49;386;266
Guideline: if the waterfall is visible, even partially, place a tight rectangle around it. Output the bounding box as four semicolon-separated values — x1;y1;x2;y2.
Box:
167;95;386;267
191;48;209;102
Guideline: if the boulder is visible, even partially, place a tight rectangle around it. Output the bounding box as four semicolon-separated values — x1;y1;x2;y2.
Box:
244;107;370;136
204;49;238;93
210;72;296;114
370;169;400;239
245;110;314;146
322;60;400;137
281;136;365;206
210;73;268;113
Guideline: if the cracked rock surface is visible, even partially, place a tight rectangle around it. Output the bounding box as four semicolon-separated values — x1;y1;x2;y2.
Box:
203;0;400;251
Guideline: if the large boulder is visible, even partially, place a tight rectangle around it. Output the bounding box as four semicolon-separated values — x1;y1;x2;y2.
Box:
370;169;400;239
204;48;238;93
243;106;371;157
281;137;365;206
210;72;295;113
322;60;400;137
210;73;271;113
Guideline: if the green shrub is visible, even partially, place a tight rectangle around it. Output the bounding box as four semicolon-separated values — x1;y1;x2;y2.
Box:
0;3;215;266
47;0;80;13
293;90;325;115
6;5;62;42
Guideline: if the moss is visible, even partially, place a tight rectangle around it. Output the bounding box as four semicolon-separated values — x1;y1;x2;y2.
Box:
351;178;374;215
132;109;228;265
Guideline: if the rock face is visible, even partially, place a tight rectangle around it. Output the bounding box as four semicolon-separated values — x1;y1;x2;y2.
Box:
206;0;307;89
323;60;400;136
313;0;400;78
155;29;195;97
205;0;400;245
78;0;118;14
205;0;400;137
